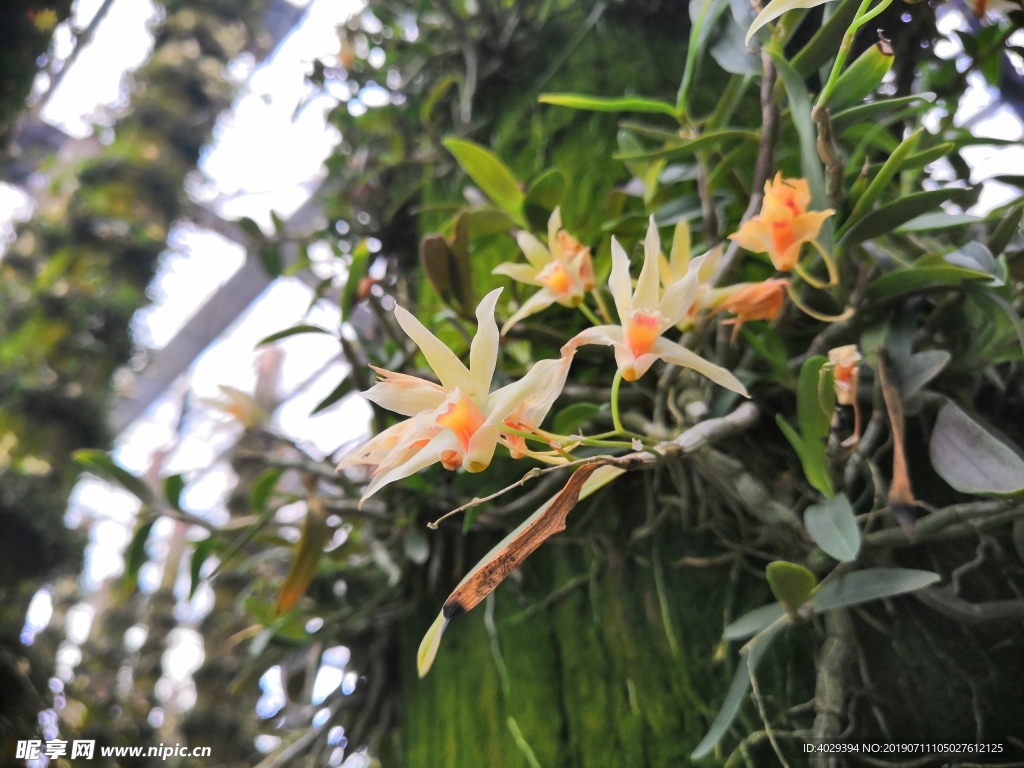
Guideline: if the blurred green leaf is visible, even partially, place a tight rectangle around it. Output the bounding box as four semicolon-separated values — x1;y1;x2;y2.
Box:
252;468;285;513
553;402;601;436
766;560;817;615
895;212;982;233
692;623;784;759
841;188;963;246
538;93;679;118
813;568;941;612
826;42;894;112
896;350;950;399
929;402;1024;496
275;499;331;616
341;242;370;319
443;138;526;225
189;538;216;599
865;262;990;302
164;474;185;510
746;0;838;44
614;129;756;162
804;493;860;562
73;450;155;504
830;93;935;132
256;325;332;347
523;169;566;230
722;602;786;640
310;376;353;415
123;517;155;593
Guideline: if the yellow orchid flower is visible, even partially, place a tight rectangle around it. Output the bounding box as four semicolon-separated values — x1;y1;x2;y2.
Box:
728;174;834;272
566;217;748;394
337;288;570;502
492;208;595;333
658;219;723;327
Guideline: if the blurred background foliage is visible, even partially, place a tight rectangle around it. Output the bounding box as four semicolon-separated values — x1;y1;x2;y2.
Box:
2;0;1024;766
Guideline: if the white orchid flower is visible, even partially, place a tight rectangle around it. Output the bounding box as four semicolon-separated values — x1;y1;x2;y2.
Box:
566;217;748;395
337;288;570;502
492;208;595;334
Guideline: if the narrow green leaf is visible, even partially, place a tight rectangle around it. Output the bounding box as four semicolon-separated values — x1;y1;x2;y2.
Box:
259;245;283;278
73;450;155;504
804;493;860;562
236;216;264;239
417;611;450;678
189;538;216;599
830;93;935;132
443;138;525;224
552;403;601;436
692;624;784;758
164;474;185;511
865;262;991;302
123;517;156;593
747;0;840;45
790;0;862;77
310;376;353;415
256;325;332;347
929;402;1024;496
523;169;566;230
538;93;679;119
840;188;964;246
679;0;733;112
252;468;285;513
614;130;757;162
798;356;833;441
723;602;787;640
770;51;829;227
825;42;894;112
842;129;922;233
895;212;983;233
341;243;370;319
987;200;1024;257
766;560;818;615
813;568;941;612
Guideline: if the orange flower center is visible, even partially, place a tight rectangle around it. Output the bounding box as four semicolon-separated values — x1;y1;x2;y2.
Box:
625;311;661;359
538;261;574;296
769;217;797;260
436;392;485;453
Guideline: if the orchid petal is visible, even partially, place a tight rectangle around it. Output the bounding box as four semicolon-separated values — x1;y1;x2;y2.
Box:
361;430;460;502
609;238;633;321
652;337;749;396
697;244;723;284
394;305;472;393
486;356;571;426
493;262;543;286
363;367;447;417
659;269;700;328
669;219;692;281
470;288;501;399
516;230;552;270
566;324;625;352
634;216;661;311
465;423;500;472
500;288;559;335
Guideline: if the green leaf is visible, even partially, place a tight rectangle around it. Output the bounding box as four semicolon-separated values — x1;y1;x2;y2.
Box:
692;624;783;759
523;169;566;230
840;188;964;246
552;403;601;436
865;262;991;302
256;325;332;347
679;0;733;112
770;51;829;231
164;474;185;510
709;13;761;75
722;602;787;640
259;245;283;278
123;517;156;593
236;216;264;239
987;200;1024;257
804;493;860;562
825;42;894;112
341;242;370;319
790;0;862;77
73;450;155;504
538;93;679;119
417;611;450;678
895;212;983;233
813;568;941;612
829;93;935;133
252;468;285;513
929;402;1024;496
747;0;839;45
443;138;525;225
189;538;216;599
766;560;817;615
310;376;353;415
842;129;922;232
777;415;834;497
614;130;757;162
896;350;950;399
274;499;331;616
797;356;832;441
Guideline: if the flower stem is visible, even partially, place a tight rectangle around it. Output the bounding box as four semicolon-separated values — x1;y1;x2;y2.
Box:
809;238;840;286
611;370;625;435
591;289;613;324
578;302;602;327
